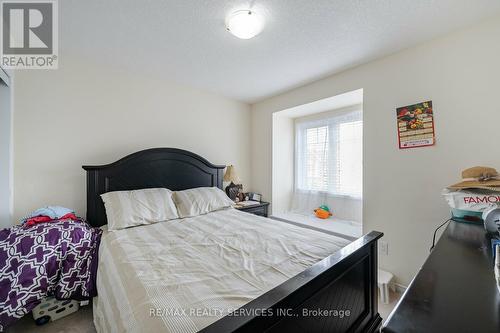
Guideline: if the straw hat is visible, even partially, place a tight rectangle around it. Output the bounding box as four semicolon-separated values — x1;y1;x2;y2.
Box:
448;166;500;191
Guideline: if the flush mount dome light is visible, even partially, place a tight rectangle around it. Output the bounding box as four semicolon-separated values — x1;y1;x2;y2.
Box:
226;10;264;39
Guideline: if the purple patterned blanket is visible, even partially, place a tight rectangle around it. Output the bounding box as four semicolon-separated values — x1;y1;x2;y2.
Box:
0;219;102;331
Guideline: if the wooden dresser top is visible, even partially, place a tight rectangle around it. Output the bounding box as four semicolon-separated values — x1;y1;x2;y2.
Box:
383;221;500;333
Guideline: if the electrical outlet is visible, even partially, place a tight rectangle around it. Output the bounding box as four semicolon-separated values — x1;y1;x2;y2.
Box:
379;241;389;256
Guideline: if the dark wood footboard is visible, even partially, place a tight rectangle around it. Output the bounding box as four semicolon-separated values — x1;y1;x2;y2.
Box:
200;231;383;333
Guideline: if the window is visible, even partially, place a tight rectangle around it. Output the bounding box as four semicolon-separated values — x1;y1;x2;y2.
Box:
295;110;362;198
304;126;329;191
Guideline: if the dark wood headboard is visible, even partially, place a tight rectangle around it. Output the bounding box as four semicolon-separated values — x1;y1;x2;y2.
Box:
82;148;225;227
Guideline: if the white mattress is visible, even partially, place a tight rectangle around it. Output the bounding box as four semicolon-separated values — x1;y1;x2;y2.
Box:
93;208;349;333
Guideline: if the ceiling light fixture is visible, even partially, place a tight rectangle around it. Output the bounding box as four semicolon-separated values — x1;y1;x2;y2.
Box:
226;10;264;39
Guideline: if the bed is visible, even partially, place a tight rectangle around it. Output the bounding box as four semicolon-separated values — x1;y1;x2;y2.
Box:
83;148;383;333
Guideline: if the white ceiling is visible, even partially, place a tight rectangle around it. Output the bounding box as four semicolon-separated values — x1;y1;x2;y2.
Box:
61;0;500;103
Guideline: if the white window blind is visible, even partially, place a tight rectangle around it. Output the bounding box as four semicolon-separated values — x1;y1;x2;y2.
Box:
295;110;362;198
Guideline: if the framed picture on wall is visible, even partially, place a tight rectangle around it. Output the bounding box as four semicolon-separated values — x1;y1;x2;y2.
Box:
396;100;435;149
248;192;262;202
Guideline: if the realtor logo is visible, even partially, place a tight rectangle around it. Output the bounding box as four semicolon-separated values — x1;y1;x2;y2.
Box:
1;0;58;69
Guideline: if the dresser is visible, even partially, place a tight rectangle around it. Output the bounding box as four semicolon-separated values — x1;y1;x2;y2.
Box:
383;221;500;332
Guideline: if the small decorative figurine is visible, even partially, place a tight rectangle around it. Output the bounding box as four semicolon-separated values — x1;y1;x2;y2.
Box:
223;165;243;201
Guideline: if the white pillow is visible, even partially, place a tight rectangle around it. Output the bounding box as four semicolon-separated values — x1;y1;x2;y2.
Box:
173;187;234;218
101;188;179;231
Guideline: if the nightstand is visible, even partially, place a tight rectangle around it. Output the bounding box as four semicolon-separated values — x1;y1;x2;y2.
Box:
234;202;269;217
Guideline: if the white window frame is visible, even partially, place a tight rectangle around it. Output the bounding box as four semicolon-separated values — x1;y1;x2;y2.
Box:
295;108;363;199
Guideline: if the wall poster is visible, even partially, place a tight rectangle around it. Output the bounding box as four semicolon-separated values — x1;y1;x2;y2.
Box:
396;100;435;149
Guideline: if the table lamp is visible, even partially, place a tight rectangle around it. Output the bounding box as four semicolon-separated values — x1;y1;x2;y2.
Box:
223;165;241;200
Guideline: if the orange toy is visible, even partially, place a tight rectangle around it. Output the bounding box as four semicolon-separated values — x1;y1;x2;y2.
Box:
314;208;332;219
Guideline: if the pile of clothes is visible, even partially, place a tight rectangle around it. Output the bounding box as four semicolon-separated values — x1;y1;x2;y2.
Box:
21;206;78;227
0;206;102;330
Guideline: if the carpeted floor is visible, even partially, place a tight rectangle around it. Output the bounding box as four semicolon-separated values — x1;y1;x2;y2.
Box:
6;304;96;333
6;291;401;332
379;290;403;325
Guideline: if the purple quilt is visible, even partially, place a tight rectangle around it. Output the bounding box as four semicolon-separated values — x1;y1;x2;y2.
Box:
0;219;102;331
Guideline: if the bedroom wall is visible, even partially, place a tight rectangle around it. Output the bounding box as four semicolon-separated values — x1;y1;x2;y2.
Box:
272;112;294;214
12;57;251;222
0;73;12;228
250;15;500;286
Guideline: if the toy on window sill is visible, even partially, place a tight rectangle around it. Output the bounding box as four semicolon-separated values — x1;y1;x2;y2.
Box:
314;205;332;219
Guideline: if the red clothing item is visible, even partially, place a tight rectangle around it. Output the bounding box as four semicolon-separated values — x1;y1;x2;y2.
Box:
24;213;78;227
59;213;78;221
24;216;52;227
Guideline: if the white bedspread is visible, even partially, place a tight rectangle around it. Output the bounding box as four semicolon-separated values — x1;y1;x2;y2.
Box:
93;208;349;333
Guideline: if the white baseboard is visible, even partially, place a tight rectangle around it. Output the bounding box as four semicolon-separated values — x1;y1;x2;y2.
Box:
390;282;407;294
